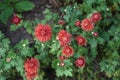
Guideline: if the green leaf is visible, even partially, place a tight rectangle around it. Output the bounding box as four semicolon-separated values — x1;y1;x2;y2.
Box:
0;76;6;80
77;46;88;56
20;48;29;56
34;18;40;25
10;24;18;31
85;0;96;5
24;21;33;34
64;15;70;22
43;9;51;14
80;3;92;13
64;68;73;77
4;63;11;70
91;48;98;58
56;67;73;77
108;26;116;35
2;39;10;48
89;39;97;48
49;42;60;54
45;15;52;21
41;20;47;24
56;67;64;76
101;32;109;41
52;59;60;68
0;31;4;39
0;2;8;10
15;1;35;11
97;37;105;44
97;2;107;11
64;59;72;67
0;8;13;24
0;48;6;57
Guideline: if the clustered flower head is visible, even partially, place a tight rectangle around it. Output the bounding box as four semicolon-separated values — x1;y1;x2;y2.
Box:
91;12;102;23
35;24;52;42
75;56;85;67
62;46;74;58
81;18;94;31
57;30;72;47
75;20;81;27
59;56;66;61
58;20;65;25
12;14;21;25
75;35;86;46
24;57;39;80
75;12;101;32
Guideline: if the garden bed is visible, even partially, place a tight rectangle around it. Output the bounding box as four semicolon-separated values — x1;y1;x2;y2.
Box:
0;0;120;80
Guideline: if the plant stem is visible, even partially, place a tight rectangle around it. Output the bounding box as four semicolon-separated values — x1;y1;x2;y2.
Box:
77;69;81;80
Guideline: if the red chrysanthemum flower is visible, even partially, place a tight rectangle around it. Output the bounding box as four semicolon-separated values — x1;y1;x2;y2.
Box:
25;72;37;80
35;24;52;42
75;20;81;27
75;36;86;46
91;12;102;23
24;57;39;80
12;14;21;25
81;18;94;31
24;58;39;73
75;56;85;67
58;20;65;25
62;46;74;58
59;56;66;61
57;30;72;46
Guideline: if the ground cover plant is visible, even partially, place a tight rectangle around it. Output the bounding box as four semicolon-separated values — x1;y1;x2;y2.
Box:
0;0;120;80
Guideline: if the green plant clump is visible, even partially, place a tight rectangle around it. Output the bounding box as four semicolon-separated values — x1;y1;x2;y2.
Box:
0;0;120;80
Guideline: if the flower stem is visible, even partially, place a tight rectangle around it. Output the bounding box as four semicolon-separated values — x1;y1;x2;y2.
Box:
77;69;81;80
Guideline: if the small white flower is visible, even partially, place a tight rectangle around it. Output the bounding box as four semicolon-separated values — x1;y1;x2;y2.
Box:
66;26;69;27
64;9;67;12
106;8;109;11
91;32;94;34
23;44;26;47
56;37;58;40
57;63;60;66
42;44;44;46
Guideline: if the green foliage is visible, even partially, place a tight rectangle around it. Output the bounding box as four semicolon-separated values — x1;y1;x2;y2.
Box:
14;39;34;57
0;32;10;57
99;51;120;78
15;1;35;11
0;8;13;24
0;0;120;80
23;21;33;34
0;0;34;24
52;59;73;77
